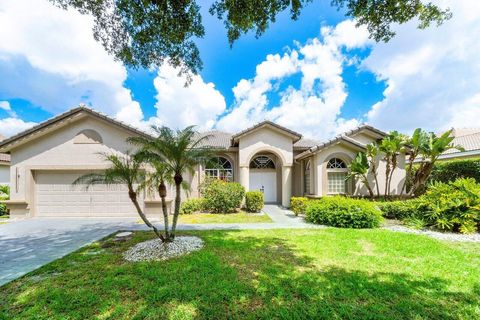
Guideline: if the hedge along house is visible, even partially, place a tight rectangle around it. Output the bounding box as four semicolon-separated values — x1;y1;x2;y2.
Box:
0;134;10;186
0;106;406;219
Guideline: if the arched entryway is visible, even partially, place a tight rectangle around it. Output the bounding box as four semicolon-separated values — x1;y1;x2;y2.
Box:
249;154;280;203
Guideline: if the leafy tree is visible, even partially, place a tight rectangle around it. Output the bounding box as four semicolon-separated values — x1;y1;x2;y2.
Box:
50;0;451;76
73;152;166;240
400;128;429;195
379;131;407;197
347;152;374;198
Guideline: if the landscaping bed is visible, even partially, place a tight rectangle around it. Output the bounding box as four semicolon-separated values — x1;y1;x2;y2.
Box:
1;229;479;319
175;211;272;224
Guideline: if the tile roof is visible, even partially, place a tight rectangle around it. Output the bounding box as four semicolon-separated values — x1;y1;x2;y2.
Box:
443;130;480;155
231;120;302;143
195;131;233;149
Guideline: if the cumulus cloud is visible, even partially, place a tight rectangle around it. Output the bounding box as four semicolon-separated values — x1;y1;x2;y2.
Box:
363;0;480;133
151;64;226;130
0;0;144;127
0;101;36;137
217;20;370;139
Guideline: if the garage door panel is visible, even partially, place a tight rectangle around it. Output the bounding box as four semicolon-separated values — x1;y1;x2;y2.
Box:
35;171;142;217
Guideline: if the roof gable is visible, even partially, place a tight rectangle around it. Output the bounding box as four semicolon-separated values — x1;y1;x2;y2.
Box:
231;121;302;144
0;106;151;153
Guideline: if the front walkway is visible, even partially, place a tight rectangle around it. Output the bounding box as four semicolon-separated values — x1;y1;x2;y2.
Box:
0;205;312;286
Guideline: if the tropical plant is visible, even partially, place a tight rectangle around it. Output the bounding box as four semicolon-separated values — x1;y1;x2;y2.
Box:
73;153;165;240
366;143;381;197
130;126;213;240
379;131;407;198
400;128;429;195
347;152;374;198
290;197;309;216
408;129;464;196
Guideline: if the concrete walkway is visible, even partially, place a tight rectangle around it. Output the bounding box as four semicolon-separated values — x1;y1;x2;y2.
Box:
0;206;314;286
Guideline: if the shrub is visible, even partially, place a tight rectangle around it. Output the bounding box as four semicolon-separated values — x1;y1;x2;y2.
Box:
0;185;9;216
418;178;480;234
429;158;480;183
290;197;309;216
376;199;425;220
245;191;264;213
203;180;245;213
180;198;205;214
305;196;383;229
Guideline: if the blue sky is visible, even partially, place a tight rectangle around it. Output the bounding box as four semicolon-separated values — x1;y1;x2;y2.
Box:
0;0;479;139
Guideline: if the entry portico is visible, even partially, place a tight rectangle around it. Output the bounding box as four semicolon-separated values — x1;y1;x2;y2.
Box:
232;121;301;207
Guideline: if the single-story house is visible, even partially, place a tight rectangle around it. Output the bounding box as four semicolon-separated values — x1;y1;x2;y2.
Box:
0;134;10;186
437;128;480;161
0;106;406;219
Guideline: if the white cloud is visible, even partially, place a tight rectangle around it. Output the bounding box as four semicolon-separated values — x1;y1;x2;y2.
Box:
0;101;36;137
363;0;480;133
151;64;226;130
217;20;368;139
0;0;144;126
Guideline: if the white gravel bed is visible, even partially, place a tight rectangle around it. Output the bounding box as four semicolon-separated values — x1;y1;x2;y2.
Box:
123;236;204;262
384;225;480;243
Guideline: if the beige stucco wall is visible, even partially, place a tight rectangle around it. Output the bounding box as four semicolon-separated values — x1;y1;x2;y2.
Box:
7;116;155;217
307;142;406;197
0;164;9;185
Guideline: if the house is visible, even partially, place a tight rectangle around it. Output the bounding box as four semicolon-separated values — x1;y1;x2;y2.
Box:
0;134;10;186
0;106;406;219
437;128;480;161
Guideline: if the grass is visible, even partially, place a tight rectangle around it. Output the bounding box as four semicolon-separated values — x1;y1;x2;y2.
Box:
1;229;479;319
176;211;272;224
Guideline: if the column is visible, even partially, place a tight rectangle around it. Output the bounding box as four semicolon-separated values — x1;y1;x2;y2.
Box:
281;165;292;207
239;165;249;192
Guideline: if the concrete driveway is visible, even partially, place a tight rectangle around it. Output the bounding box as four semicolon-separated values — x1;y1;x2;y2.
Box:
0;206;310;286
0;218;146;286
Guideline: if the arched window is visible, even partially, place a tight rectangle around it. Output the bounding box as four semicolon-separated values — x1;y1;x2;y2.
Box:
205;156;233;181
250;155;275;169
304;160;311;195
74;129;103;144
326;158;348;194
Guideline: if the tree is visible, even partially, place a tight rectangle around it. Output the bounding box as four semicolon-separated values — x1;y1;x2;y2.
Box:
400;128;429;196
366;143;380;197
73;152;166;241
408;129;463;196
379;131;407;198
347;152;374;198
51;0;451;76
130;126;212;241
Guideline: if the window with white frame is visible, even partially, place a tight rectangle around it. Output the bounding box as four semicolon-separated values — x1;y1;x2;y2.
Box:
205;156;233;181
304;160;311;194
250;155;276;169
327;158;348;194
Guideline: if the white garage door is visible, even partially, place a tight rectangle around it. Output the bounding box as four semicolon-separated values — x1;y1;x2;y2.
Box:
35;171;141;217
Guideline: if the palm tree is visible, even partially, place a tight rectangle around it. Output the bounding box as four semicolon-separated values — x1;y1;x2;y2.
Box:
400;128;429;196
73;152;165;241
129;126;212;241
366;143;380;197
379;131;407;198
347;152;374;198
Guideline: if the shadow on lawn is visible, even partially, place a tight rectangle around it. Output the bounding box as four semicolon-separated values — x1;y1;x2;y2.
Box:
1;231;479;319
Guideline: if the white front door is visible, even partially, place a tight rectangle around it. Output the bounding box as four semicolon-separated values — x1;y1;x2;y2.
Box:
249;170;277;203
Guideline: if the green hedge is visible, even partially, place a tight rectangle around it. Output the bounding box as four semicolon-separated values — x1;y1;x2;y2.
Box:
290;197;309;216
203;180;245;213
305;197;383;229
429;158;480;183
245;191;264;213
180;198;205;214
0;185;9;216
376;199;425;220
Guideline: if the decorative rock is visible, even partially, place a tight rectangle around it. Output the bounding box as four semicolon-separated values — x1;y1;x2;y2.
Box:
116;231;133;238
384;225;480;243
123;236;204;262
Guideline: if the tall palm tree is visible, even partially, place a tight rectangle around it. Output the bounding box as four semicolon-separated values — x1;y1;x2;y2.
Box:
400;128;429;196
379;131;407;197
366;143;380;197
129;126;212;241
73;152;165;241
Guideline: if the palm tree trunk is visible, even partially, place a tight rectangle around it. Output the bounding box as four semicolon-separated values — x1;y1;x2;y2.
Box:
384;160;391;198
387;157;397;197
158;182;170;240
362;174;374;198
128;189;164;241
400;158;414;197
169;175;183;240
370;161;380;197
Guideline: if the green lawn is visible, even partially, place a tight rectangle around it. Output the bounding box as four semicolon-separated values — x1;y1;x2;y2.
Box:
1;229;479;319
176;211;272;224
